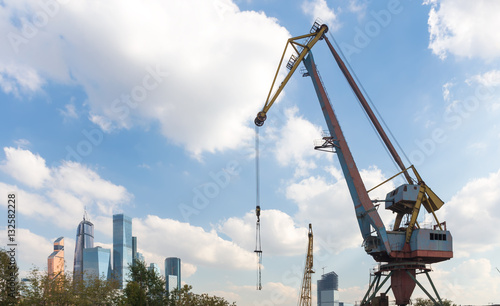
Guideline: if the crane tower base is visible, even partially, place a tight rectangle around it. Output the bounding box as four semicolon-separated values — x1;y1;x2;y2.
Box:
361;262;444;306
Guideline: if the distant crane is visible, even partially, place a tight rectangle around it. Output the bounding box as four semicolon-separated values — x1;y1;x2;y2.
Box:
298;224;314;306
255;21;452;305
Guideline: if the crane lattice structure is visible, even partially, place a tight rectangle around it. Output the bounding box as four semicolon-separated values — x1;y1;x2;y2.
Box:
298;224;314;306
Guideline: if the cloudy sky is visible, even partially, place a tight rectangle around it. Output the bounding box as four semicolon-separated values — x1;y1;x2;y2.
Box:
1;0;500;304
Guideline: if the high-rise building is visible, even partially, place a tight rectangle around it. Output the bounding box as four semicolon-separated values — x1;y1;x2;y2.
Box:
73;214;94;280
83;246;112;281
132;236;137;264
148;263;160;276
48;237;64;279
165;257;181;292
136;252;145;263
317;271;339;306
113;213;132;289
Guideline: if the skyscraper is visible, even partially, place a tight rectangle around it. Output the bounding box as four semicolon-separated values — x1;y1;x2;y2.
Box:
113;213;132;289
132;236;137;265
148;263;160;276
73;214;94;280
48;237;64;279
83;246;112;281
165;257;181;293
317;271;339;306
136;252;145;263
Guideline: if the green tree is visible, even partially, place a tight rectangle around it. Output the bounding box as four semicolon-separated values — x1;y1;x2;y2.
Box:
123;260;168;305
76;273;121;305
0;248;20;304
169;284;236;306
20;268;120;305
20;267;76;305
413;297;456;306
121;261;236;305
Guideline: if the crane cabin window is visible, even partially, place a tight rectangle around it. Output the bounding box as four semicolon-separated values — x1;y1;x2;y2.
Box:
430;233;447;241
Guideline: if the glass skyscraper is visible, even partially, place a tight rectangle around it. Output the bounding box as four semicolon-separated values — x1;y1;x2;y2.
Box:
148;263;160;276
113;213;132;289
317;271;339;306
132;236;137;264
73;215;94;280
48;237;64;280
83;246;112;281
165;257;181;292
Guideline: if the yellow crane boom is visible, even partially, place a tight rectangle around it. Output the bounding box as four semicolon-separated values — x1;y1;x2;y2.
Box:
298;223;314;306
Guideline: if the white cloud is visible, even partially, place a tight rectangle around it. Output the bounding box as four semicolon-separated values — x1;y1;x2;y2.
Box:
0;147;51;188
273;107;326;177
425;258;500;305
338;286;368;304
133;215;255;271
219;209;308;257
286;166;396;254
348;0;368;18
0;182;57;219
302;0;339;29
92;215;113;239
14;138;31;149
0;0;290;157
51;161;132;215
440;168;500;257
137;163;151;169
0;228;76;275
0;147;132;228
467;70;500;87
426;0;500;60
89;113;114;133
442;81;453;102
59;103;78;121
466;141;487;153
0;63;43;96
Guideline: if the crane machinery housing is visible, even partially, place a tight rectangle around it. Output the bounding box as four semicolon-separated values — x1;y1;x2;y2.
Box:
254;21;452;306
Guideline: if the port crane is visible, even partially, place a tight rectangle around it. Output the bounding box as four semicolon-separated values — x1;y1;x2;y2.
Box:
255;22;452;305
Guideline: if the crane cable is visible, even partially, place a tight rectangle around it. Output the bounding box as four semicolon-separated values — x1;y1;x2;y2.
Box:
328;31;412;178
256;125;261;211
254;125;263;290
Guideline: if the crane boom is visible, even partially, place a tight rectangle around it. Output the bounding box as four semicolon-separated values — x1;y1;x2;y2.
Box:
255;23;328;126
302;52;391;255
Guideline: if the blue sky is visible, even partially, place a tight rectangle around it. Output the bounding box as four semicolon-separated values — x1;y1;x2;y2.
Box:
1;0;500;304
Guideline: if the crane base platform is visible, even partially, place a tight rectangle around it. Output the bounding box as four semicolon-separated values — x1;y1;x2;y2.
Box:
361;262;444;306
